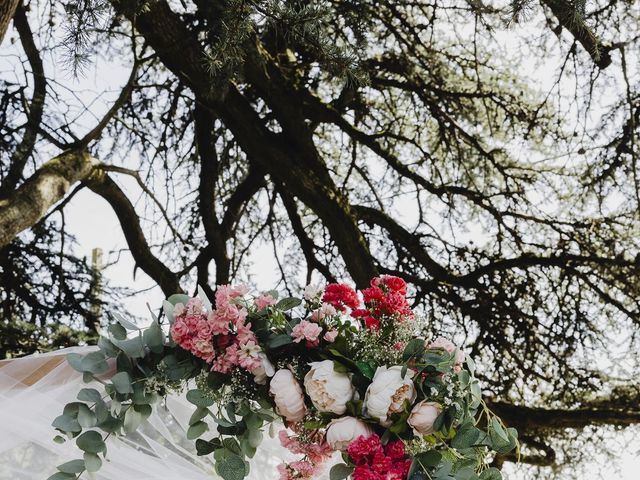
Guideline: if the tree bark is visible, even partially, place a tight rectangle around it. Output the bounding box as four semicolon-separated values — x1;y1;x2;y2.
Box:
0;150;97;248
0;0;19;45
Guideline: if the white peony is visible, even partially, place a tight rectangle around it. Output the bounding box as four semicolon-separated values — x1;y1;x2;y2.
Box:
269;369;307;422
251;352;275;385
325;416;374;451
407;401;442;436
303;360;355;414
364;366;416;426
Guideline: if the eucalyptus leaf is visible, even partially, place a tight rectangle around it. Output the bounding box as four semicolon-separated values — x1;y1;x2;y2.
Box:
187;421;209;439
113;312;139;330
329;463;354;480
52;414;81;433
215;453;247;480
46;473;76;480
57;459;85;474
84;452;102;472
77;404;97;428
111;371;133;394
124;406;143;433
76;431;106;454
78;388;102;403
108;323;127;340
143;320;164;353
187;389;215;407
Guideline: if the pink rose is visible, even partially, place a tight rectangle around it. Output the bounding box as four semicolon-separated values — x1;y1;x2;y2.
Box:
291;320;322;347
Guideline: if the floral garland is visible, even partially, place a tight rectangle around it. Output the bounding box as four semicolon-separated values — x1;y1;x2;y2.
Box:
49;276;518;480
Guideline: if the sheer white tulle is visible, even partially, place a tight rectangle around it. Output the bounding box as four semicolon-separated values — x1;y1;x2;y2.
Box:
0;347;336;479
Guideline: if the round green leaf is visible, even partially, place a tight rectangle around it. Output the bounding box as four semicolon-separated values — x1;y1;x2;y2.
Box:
84;452;102;473
76;431;106;454
186;389;215;407
216;454;246;480
187;421;209;439
111;371;133;394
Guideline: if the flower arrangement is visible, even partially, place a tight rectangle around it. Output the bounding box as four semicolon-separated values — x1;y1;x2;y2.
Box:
49;276;518;480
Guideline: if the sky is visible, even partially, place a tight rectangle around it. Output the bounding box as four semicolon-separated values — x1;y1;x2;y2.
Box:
1;4;639;479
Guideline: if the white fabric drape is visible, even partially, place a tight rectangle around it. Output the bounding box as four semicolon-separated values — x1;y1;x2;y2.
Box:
0;347;330;480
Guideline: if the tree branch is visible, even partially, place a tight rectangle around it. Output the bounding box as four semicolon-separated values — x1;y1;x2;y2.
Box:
86;172;182;295
0;150;97;248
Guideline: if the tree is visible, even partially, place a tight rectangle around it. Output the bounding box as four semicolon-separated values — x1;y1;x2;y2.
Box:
0;0;638;475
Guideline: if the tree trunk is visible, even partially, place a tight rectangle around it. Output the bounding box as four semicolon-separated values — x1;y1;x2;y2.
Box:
0;0;19;44
0;150;97;248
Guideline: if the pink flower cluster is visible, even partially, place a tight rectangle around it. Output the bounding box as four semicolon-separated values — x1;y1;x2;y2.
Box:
277;430;334;480
347;434;411;480
352;276;413;331
170;285;265;374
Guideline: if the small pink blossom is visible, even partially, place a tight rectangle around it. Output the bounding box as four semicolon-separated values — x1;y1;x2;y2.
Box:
255;294;276;310
323;329;339;343
310;303;338;322
237;341;262;370
291;320;323;347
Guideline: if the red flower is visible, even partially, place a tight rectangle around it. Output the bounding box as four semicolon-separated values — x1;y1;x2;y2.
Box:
348;434;411;480
362;286;385;305
372;452;392;471
352;465;382;480
384;441;406;460
383;275;407;294
381;291;408;315
351;308;369;318
364;316;380;331
322;283;360;311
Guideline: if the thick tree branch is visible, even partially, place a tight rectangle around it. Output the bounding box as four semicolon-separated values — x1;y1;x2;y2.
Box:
488;400;640;430
86;172;182;296
0;0;19;44
0;150;97;248
109;0;378;287
542;0;612;68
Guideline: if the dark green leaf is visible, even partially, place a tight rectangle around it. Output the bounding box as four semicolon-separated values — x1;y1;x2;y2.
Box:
275;297;302;311
108;323;127;340
187;389;215;407
216;454;247;480
76;431;106;454
479;468;502;480
267;334;292;349
111;371;133;394
329;463;354;480
403;338;426;361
